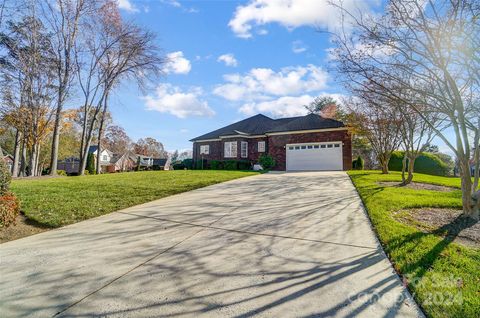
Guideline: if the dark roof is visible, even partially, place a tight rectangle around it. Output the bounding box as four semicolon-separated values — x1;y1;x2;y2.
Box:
88;145;98;154
190;113;345;141
268;113;344;132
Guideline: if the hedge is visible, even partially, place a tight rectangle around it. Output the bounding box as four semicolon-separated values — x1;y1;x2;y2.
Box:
352;156;364;170
179;159;252;170
388;151;450;176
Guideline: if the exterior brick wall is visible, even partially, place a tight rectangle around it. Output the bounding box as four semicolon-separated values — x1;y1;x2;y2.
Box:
268;130;352;171
193;129;352;171
193;140;222;161
193;137;268;163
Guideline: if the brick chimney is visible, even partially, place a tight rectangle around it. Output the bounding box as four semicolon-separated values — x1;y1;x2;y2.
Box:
321;103;337;119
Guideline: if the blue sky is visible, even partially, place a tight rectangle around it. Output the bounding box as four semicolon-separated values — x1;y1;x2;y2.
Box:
109;0;375;152
111;0;453;155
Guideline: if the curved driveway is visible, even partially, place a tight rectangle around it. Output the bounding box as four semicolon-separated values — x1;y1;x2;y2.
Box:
0;172;422;317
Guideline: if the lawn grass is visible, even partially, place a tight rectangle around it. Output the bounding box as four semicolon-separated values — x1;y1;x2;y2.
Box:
11;170;258;228
348;170;480;318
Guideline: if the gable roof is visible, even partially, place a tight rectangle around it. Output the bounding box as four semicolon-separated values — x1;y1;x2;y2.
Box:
190;113;345;141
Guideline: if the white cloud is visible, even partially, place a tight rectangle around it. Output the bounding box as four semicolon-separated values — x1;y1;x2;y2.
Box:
161;0;181;7
240;95;313;118
165;51;191;74
144;84;215;118
117;0;138;12
292;40;307;54
239;93;347;118
257;29;268;35
213;64;328;101
229;0;373;38
180;128;189;133
217;53;239;67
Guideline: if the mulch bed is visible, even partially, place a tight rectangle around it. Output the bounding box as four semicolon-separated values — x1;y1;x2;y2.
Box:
0;213;51;244
395;208;480;248
378;181;457;192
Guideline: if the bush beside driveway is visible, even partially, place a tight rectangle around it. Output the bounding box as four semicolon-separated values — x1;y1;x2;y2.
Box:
348;171;479;318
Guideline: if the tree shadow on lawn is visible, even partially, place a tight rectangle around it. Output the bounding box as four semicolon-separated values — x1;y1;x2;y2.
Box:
389;215;477;279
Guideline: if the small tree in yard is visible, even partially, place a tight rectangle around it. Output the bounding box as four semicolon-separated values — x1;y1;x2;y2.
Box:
86;152;95;175
0;158;19;227
345;95;402;174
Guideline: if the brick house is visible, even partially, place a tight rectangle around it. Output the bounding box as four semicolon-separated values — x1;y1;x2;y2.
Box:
191;113;352;171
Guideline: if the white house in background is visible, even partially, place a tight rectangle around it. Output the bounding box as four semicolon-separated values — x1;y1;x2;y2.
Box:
88;145;114;173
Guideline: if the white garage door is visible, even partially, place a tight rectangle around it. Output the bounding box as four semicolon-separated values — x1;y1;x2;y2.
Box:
286;142;343;171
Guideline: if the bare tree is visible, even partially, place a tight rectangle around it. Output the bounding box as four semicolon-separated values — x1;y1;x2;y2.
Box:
0;13;57;176
331;0;480;219
75;0;163;175
42;0;90;176
133;137;167;158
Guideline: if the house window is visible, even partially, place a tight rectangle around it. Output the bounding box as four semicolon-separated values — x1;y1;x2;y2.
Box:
224;141;237;158
200;145;210;155
102;155;108;161
241;141;248;158
258;141;265;152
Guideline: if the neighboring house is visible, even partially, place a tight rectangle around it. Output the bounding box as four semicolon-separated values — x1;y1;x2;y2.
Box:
57;157;80;174
106;152;136;173
57;147;168;174
191;113;352;171
153;158;168;170
88;145;114;173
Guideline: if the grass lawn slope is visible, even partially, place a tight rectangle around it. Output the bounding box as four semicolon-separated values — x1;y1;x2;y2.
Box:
348;171;479;318
11;170;258;228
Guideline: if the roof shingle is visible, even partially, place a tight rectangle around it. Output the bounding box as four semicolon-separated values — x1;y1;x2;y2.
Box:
190;113;345;141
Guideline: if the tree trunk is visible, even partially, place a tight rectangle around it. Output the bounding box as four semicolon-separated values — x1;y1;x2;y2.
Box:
28;146;36;177
472;190;480;221
96;94;109;174
79;124;96;176
406;156;415;185
379;153;390;174
401;154;407;184
19;137;27;177
459;158;477;220
473;128;479;191
49;95;63;175
12;129;21;177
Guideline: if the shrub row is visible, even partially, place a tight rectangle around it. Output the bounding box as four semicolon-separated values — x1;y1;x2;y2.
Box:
173;159;252;170
388;151;451;176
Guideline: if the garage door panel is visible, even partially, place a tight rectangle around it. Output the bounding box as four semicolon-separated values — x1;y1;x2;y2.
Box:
286;142;343;171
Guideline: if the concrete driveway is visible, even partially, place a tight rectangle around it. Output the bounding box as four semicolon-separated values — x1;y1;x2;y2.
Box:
0;172;422;317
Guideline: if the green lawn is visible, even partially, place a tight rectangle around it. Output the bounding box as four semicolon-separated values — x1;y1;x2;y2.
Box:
348;171;479;318
11;170;258;228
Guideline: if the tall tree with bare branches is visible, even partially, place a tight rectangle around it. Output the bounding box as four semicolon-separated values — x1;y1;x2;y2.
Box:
42;0;91;176
331;0;480;219
75;0;163;175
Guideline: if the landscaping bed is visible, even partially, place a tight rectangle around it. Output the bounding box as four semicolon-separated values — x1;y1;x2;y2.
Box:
3;170;258;241
348;171;480;318
394;208;480;248
378;181;457;192
0;213;50;243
